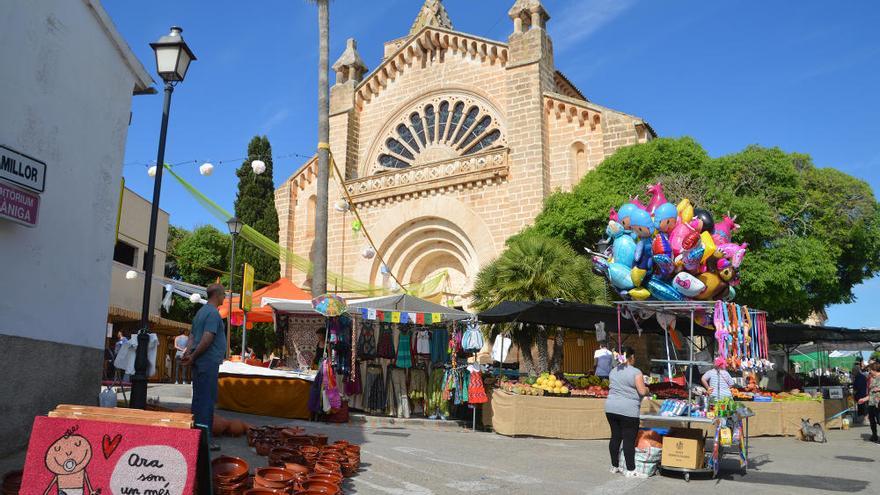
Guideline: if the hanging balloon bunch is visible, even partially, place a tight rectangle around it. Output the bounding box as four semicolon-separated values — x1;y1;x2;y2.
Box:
713;301;771;371
591;182;748;302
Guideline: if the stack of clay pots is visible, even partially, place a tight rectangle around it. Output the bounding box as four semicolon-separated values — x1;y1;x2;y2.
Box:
212;456;250;494
1;470;22;495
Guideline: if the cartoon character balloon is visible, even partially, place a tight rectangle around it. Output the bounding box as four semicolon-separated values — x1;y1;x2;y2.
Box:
592;182;748;302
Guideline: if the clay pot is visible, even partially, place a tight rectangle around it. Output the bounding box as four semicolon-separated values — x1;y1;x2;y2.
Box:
255;439;273;456
247;426;267;447
227;419;247;437
318;452;344;463
302;480;339;495
243;489;285;495
284;463;310;477
254;467;295;489
212;455;249;482
307;472;342;485
313;461;341;475
281;427;305;438
311;434;328;446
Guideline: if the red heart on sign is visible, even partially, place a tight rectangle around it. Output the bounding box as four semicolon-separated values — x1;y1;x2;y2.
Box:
102;433;122;459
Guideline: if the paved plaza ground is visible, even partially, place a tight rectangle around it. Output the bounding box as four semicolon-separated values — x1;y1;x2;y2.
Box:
2;384;877;494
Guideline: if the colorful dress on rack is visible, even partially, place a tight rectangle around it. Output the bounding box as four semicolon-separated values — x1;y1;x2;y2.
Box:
468;371;488;404
376;322;396;359
426;368;449;419
396;330;413;369
357;322;377;359
363;364;386;415
416;330;431;355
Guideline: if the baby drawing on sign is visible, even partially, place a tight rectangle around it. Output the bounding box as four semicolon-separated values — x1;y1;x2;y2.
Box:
43;426;98;495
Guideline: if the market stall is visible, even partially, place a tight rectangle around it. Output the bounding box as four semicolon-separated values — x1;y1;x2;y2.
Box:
217;361;316;420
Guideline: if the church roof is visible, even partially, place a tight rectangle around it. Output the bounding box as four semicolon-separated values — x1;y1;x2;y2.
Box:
332;38;367;72
410;0;453;34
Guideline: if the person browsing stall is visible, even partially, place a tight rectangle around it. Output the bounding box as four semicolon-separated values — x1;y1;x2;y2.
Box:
702;357;735;399
857;362;880;443
594;342;614;379
605;346;650;478
181;283;227;451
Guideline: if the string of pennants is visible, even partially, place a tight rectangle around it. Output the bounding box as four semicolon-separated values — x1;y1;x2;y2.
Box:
358;308;444;325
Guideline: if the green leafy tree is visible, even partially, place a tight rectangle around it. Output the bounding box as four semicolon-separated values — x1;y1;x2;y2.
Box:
234;135;281;283
528;137;880;321
472;233;606;373
162;225;230;323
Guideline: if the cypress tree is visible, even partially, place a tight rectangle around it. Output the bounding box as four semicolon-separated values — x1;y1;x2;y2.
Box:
234;136;281;283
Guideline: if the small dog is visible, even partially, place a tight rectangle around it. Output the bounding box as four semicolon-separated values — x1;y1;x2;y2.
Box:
800;418;827;443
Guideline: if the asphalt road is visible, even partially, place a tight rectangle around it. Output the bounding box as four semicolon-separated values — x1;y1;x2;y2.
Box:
1;383;876;494
214;409;879;495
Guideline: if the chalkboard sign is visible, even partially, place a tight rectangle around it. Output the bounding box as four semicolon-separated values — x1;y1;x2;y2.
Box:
21;416;200;495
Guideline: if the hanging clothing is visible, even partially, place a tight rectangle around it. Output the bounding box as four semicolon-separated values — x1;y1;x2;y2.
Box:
468;371;488;404
491;334;512;363
345;359;362;396
376;323;396;359
426;368;449;420
431;327;450;364
462;322;484;352
396;330;413;369
389;367;411;418
357;321;377;359
363;365;386;415
307;361;324;414
409;367;428;401
416;330;431;355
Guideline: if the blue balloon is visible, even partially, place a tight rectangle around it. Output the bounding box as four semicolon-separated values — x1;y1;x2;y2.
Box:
618;203;638;225
612;231;636;268
655;202;677;222
647;278;684;301
609;263;635;290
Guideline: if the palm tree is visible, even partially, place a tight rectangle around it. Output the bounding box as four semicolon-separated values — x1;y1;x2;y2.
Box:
308;0;331;297
472;234;605;373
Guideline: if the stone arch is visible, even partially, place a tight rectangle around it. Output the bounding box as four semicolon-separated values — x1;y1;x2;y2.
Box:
570;141;590;184
357;195;496;296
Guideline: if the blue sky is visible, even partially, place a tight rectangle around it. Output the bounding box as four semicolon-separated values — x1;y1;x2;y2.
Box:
105;0;879;327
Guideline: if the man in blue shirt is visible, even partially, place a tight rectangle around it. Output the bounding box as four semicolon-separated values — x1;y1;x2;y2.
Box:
181;283;227;450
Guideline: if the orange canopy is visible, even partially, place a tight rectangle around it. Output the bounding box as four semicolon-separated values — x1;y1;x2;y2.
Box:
219;277;311;324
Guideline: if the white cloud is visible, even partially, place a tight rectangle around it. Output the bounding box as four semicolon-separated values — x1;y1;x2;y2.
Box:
550;0;636;53
260;107;290;133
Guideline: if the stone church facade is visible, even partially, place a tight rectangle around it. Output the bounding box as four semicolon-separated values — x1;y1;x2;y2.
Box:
275;0;654;302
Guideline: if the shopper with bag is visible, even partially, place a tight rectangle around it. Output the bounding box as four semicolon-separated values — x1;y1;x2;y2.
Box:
857;362;880;442
181;283;227;451
605;346;649;478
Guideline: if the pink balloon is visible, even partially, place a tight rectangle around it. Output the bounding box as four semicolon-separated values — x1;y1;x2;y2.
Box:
630;196;649;211
646;183;668;216
669;219;701;257
712;215;740;244
716;242;748;268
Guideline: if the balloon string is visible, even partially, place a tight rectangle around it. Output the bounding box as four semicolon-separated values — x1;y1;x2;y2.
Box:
617;305;622;355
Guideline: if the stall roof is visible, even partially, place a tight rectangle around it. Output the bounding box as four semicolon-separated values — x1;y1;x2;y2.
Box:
348;294;471;320
264;293;472;320
220;278;312;323
477;300;666;335
767;323;880;346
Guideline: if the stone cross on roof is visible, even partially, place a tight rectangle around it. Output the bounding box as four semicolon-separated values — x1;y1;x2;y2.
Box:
410;0;453;35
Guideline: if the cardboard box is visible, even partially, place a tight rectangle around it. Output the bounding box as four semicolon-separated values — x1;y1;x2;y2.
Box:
661;427;706;470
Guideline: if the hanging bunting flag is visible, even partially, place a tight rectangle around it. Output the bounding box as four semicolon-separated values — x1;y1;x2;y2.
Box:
407;312;417;324
376;310;384;322
416;313;425;325
360;308;369;320
383;311;392;323
425;313;434;325
391;312;401;323
400;312;410;324
432;313;442;324
367;308;377;320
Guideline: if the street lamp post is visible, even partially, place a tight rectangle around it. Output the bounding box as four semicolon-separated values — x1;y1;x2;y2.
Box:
226;217;243;359
130;26;196;410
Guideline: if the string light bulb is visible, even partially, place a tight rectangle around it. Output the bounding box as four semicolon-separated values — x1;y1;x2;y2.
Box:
334;199;350;212
189;293;202;303
147;165;157;177
125;270;138;280
199;162;214;176
251;159;266;175
361;245;376;259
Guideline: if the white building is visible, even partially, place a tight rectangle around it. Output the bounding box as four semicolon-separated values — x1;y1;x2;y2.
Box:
0;0;153;453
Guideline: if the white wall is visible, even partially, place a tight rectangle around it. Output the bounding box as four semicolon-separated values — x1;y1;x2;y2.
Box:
109;188;170;316
0;0;151;349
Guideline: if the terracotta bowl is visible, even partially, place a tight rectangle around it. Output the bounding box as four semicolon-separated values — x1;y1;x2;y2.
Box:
281;427;305;437
313;461;341;475
243;489;285;495
255;467;295;487
319;452;344;463
300;446;320;455
307;472;342;485
284;463;310;477
302;480;340;495
212;455;249;481
255;439;273;456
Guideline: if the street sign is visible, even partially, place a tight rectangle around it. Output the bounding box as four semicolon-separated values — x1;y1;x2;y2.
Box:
240;263;255;312
0;179;40;227
0;145;46;192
